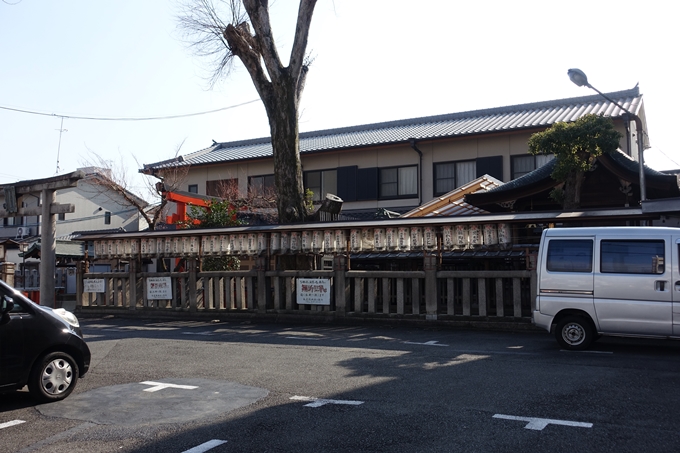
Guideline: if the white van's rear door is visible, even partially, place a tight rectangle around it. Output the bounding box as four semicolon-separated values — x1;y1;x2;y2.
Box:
593;236;672;336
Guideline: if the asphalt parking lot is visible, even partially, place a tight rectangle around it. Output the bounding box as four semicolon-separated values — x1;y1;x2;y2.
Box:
2;317;680;452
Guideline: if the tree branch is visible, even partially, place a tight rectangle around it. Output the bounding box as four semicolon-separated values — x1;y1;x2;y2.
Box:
289;0;317;80
241;0;284;86
223;22;273;103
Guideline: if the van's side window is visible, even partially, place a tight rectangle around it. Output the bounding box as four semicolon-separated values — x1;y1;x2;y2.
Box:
546;239;593;272
600;240;665;274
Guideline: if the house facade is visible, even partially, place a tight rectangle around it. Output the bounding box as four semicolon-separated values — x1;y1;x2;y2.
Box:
142;87;647;219
0;168;149;242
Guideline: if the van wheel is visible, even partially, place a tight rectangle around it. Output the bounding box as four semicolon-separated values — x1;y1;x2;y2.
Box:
555;316;594;350
28;352;79;403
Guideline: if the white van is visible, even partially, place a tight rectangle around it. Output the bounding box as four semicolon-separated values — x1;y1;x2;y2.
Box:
533;226;680;350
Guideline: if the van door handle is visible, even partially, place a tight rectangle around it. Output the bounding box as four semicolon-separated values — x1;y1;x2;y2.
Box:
656;281;667;291
675;281;680;291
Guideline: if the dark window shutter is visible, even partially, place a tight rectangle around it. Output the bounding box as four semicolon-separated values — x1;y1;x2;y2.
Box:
476;156;503;181
356;167;379;201
337;166;358;202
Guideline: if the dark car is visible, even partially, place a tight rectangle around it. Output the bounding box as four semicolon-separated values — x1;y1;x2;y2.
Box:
0;279;90;402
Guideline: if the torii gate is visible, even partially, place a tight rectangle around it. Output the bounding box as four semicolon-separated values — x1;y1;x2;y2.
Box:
0;171;83;307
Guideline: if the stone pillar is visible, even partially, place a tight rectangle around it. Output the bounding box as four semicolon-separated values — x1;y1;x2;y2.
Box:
40;189;56;307
424;253;438;321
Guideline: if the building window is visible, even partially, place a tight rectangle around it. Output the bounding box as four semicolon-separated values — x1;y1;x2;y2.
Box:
58;213;66;221
188;184;198;194
304;169;337;201
380;166;417;199
104;211;111;225
433;161;476;195
206;179;238;197
511;154;554;179
248;175;275;197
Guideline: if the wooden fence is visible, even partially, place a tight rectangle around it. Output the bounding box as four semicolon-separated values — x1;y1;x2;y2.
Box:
77;255;536;322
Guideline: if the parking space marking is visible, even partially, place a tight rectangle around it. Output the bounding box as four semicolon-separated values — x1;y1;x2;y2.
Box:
290;395;364;407
561;349;613;354
182;439;228;453
493;414;593;430
403;340;448;347
0;420;25;430
140;381;199;392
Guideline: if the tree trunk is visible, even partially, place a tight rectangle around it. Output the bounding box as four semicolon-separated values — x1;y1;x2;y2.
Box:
562;171;585;210
264;78;306;224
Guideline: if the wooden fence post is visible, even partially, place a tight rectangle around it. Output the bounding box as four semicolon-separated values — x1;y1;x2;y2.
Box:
76;260;84;308
256;256;268;313
129;258;137;310
334;254;347;315
424;253;438;320
188;258;197;312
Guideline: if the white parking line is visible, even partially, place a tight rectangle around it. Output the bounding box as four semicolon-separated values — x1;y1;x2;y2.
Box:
290;395;364;407
560;349;613;354
182;439;228;453
0;420;25;430
140;381;199;392
403;340;448;347
493;414;593;430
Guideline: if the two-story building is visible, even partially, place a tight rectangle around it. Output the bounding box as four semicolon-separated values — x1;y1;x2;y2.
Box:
141;87;647;220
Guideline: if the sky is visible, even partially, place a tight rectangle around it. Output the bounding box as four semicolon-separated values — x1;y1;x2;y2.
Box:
1;0;678;201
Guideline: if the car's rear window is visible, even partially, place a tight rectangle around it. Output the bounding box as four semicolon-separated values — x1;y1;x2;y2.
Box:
600;240;665;274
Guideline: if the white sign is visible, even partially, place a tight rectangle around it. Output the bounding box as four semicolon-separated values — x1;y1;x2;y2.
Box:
146;277;172;300
296;278;331;305
83;278;105;293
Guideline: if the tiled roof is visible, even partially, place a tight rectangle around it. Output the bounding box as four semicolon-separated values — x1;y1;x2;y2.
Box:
143;87;643;171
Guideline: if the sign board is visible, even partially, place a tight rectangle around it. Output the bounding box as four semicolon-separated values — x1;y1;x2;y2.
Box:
296;278;331;305
146;277;172;300
83;278;106;293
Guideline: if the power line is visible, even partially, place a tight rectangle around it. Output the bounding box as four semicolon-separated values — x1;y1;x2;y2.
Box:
0;99;260;121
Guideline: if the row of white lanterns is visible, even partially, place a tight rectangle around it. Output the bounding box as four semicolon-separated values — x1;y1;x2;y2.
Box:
94;224;512;259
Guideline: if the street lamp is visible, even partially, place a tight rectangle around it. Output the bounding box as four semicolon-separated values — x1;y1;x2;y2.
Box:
567;68;647;202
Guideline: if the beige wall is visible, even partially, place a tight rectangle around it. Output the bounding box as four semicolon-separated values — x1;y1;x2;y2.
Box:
178;122;635;212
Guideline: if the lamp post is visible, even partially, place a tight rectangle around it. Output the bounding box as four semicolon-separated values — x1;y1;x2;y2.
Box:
567;68;647;202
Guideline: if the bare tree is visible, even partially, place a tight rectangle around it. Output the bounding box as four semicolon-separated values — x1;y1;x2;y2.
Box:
83;148;190;230
178;0;318;224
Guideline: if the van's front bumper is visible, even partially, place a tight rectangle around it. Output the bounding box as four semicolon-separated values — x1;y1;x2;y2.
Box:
532;311;553;332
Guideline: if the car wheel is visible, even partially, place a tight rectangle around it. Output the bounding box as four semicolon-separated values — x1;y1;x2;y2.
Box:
28;352;79;402
555;316;594;350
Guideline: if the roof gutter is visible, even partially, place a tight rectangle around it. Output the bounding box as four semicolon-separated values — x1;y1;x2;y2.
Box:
409;139;423;206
